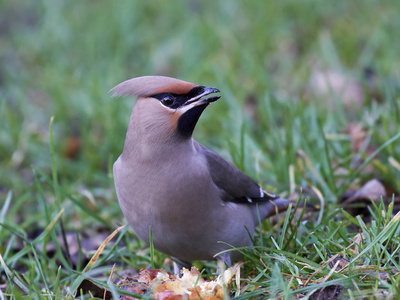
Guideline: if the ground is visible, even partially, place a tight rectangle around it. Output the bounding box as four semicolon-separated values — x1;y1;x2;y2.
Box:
1;1;400;299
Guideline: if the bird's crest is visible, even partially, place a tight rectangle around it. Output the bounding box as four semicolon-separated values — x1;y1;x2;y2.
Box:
110;76;197;98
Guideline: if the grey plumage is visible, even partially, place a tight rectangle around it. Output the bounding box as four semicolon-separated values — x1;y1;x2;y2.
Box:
112;76;291;269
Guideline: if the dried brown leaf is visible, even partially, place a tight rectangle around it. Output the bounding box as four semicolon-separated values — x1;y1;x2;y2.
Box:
116;264;240;300
308;68;364;108
346;122;367;154
308;284;343;300
342;179;386;206
326;249;349;271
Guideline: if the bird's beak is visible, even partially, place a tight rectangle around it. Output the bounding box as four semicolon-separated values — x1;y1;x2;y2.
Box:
183;87;220;108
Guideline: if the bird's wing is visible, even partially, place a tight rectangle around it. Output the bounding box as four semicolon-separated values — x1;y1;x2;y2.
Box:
196;142;279;204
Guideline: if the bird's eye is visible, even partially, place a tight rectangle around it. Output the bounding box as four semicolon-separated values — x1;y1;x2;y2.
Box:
162;96;175;106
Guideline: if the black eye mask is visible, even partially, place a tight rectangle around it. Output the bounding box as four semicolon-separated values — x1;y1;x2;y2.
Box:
151;86;205;109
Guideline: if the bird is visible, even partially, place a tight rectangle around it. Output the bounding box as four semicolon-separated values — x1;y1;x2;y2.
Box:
111;76;292;273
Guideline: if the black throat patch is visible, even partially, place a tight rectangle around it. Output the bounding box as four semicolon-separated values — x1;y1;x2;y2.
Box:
176;104;209;139
151;86;210;139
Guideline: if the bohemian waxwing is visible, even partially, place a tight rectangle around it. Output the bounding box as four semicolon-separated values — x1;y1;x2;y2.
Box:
111;76;291;272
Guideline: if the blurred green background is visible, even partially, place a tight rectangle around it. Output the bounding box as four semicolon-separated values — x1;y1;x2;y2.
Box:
1;0;400;297
1;0;400;243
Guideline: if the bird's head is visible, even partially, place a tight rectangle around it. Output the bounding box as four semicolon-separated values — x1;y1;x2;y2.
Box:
110;76;220;140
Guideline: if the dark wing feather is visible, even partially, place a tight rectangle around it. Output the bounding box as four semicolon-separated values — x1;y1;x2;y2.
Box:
195;142;278;204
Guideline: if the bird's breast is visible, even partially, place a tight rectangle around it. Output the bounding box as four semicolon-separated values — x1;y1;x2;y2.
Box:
113;148;255;261
114;151;219;228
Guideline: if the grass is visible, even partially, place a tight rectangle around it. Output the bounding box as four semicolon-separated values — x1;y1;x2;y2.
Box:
1;0;400;298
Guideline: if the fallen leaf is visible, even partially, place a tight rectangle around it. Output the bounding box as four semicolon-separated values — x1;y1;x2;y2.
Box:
349;233;364;254
116;264;240;300
308;284;343;300
345;122;377;173
342;179;386;204
64;136;81;159
118;276;152;299
346;123;367;154
326;249;349;271
308;67;364;108
341;179;387;217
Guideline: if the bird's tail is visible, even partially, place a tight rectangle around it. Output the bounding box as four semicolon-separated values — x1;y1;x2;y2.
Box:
252;198;311;225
